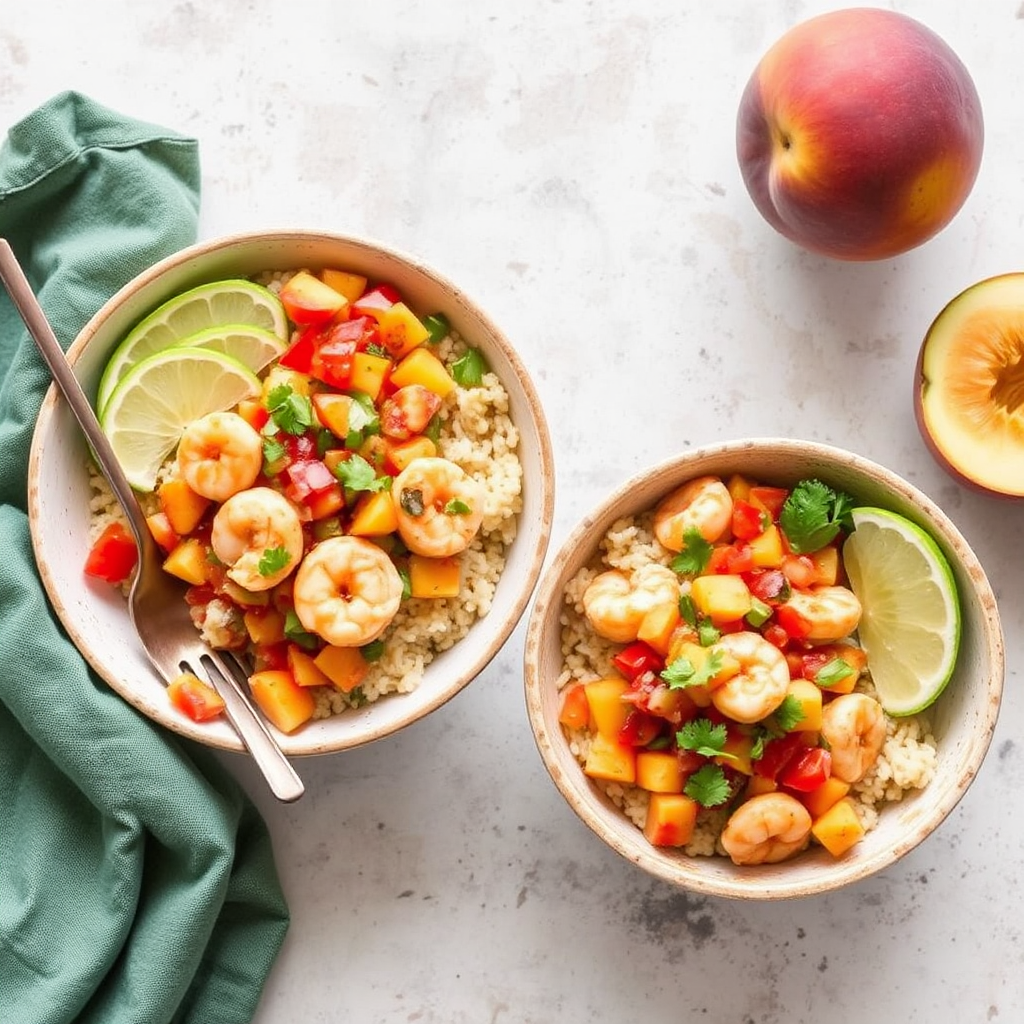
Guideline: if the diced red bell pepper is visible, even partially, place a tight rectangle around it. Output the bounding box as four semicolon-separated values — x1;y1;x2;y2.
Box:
618;710;662;748
749;486;789;520
84;522;138;584
277;326;318;373
284;432;318;463
732;500;768;540
254;641;291;671
774;603;812;641
707;542;755;575
778;747;832;792
612;641;664;682
753;732;808;780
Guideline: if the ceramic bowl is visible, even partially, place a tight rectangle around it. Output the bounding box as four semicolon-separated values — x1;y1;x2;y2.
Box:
29;230;555;756
524;438;1002;900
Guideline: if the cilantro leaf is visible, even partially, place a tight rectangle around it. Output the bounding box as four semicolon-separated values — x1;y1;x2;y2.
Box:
670;527;713;576
266;384;313;435
660;649;724;689
814;657;856;688
676;718;729;759
678;594;698;627
771;694;806;733
262;435;287;474
344;391;380;447
684;764;732;808
779;478;856;554
332;454;390;496
443;498;472;515
451;347;488;386
361;639;386;662
365;342;389;358
398;566;412;600
258;546;291;577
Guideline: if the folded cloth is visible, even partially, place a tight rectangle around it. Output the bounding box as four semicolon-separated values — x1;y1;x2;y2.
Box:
0;92;288;1024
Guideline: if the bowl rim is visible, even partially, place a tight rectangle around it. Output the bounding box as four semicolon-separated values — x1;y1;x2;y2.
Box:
523;436;1004;899
29;229;556;756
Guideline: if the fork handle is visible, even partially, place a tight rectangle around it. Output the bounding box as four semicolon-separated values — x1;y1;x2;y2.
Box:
203;653;305;802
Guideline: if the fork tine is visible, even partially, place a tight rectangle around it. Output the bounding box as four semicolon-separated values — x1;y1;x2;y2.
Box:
189;650;305;803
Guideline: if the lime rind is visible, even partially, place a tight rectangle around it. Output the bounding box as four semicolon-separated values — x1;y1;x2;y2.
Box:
96;279;287;413
842;506;961;716
100;347;262;492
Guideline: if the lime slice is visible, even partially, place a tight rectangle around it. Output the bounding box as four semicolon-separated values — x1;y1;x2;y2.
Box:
97;280;288;413
180;323;287;374
842;507;961;716
100;347;261;492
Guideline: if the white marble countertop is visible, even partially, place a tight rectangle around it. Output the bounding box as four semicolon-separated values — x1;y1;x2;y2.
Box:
6;1;1024;1020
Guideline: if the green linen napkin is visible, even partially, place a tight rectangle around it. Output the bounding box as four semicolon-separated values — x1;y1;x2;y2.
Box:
0;92;289;1024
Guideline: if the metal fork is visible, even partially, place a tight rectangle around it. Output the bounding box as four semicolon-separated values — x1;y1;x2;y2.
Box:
0;239;304;802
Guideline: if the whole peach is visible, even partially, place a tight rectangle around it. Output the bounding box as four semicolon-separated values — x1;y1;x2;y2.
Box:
736;8;984;261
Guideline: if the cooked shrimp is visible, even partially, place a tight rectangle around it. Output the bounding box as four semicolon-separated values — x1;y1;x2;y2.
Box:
292;535;403;646
784;585;862;642
820;692;886;783
720;792;813;865
710;630;790;724
177;411;263;502
210;486;304;592
391;457;484;557
582;563;680;644
653;475;733;552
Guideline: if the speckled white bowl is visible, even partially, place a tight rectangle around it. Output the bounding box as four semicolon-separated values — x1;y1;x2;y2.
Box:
29;230;555;756
524;438;1002;900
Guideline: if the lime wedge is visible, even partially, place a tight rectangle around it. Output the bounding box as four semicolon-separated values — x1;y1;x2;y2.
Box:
97;280;288;413
842;507;961;716
100;347;261;492
180;323;287;374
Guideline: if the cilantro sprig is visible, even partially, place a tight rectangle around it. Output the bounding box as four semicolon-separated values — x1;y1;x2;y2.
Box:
813;657;856;689
677;718;730;760
451;347;488;386
684;764;732;808
258;546;291;578
266;384;313;436
660;649;724;689
670;527;713;577
332;453;391;498
778;478;855;554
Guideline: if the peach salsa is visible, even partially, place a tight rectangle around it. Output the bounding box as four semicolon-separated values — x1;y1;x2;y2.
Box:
556;475;937;865
86;267;522;734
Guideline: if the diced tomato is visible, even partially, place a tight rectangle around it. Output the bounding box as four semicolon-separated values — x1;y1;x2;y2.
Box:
618;710;662;748
715;618;746;635
762;623;791;650
749;486;788;520
285;458;337;501
379;385;442;440
732;500;768;540
778;747;832;792
753;732;808;780
676;748;706;776
781;553;817;588
612;641;664;682
744;568;790;605
277;327;318;373
284;432;318;464
309;318;370;389
253;642;291;671
707;542;754;575
167;672;226;722
84;522;138;584
774;603;812;641
352;286;399;320
558;683;590;730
